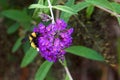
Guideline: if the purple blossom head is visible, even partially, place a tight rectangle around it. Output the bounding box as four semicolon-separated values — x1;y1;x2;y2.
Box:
33;19;73;62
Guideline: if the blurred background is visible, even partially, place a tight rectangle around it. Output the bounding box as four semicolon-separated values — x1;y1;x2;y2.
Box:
0;0;119;80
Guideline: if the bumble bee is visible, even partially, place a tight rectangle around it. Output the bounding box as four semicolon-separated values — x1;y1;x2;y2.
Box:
29;32;40;51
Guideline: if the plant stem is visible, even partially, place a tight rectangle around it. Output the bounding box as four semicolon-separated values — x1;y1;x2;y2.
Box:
59;59;73;80
64;66;73;80
47;0;55;24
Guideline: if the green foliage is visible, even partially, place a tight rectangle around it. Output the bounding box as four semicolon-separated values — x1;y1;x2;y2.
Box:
85;0;114;11
73;2;90;12
85;0;120;15
29;4;48;9
65;75;70;80
29;4;77;15
110;2;120;14
60;1;90;22
44;0;57;14
85;0;120;24
0;0;9;9
1;10;31;22
35;61;53;80
20;47;38;67
32;0;44;18
45;71;56;80
12;37;23;53
32;0;56;18
66;46;105;61
53;5;77;15
3;0;120;79
7;23;20;34
86;5;94;19
22;41;30;53
117;17;120;25
66;0;75;6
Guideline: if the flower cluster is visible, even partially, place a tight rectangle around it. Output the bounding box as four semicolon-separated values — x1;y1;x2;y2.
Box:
33;19;73;62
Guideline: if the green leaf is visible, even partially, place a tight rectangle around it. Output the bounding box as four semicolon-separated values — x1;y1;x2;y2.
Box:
44;0;57;13
20;21;31;29
45;0;56;6
66;46;104;61
29;4;48;9
45;71;56;80
32;0;44;17
1;10;31;22
73;2;90;12
60;1;89;22
117;17;120;25
12;37;23;53
35;61;53;80
86;5;94;19
65;0;75;6
7;23;20;34
85;0;114;11
20;47;38;67
22;40;30;53
53;5;77;15
60;0;75;22
110;2;120;14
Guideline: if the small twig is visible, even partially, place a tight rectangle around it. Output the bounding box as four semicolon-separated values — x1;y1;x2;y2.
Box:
47;0;55;24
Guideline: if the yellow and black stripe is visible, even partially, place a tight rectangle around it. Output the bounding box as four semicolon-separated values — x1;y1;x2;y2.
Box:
29;32;40;50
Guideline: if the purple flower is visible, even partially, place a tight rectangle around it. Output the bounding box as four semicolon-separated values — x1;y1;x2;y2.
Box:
33;19;73;62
